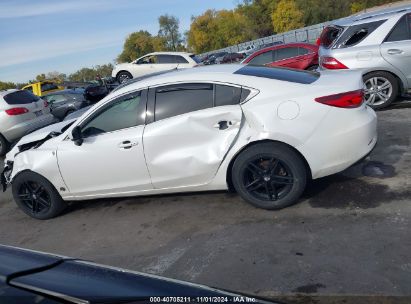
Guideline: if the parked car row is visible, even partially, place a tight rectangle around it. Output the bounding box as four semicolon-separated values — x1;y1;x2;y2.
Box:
0;4;409;219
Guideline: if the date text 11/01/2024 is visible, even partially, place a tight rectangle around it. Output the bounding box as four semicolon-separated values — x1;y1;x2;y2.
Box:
149;296;258;303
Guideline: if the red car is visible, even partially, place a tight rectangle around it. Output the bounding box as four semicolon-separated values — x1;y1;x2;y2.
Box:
243;42;319;71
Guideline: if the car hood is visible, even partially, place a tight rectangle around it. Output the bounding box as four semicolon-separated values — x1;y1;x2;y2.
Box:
5;119;75;161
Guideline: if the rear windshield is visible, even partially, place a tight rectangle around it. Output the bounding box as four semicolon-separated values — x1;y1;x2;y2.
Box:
235;65;319;84
189;55;201;64
319;26;343;48
334;20;386;48
3;90;40;105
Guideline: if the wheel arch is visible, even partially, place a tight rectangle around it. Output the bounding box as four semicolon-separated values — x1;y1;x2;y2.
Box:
226;139;312;191
115;70;133;79
363;69;405;95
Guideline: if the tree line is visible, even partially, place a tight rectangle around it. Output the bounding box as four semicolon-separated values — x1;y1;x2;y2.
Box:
0;0;400;87
0;64;114;91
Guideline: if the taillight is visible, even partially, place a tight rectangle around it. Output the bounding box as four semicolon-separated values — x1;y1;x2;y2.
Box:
321;56;348;69
5;107;29;115
315;90;364;108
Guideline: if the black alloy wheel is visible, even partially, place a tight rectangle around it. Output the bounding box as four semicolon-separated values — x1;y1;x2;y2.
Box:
232;142;307;210
12;171;67;220
17;181;52;215
242;157;294;201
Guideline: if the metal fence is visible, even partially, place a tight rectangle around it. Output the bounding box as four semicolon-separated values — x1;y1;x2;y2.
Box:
199;22;330;57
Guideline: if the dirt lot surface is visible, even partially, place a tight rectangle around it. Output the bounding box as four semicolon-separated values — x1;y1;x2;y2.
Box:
1;98;410;304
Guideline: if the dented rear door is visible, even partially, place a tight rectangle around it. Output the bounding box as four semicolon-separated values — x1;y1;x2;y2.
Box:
143;83;243;189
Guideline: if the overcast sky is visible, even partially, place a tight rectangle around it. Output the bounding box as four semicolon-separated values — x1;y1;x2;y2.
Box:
0;0;236;83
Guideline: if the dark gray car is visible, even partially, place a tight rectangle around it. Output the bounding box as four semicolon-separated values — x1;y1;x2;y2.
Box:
43;89;88;121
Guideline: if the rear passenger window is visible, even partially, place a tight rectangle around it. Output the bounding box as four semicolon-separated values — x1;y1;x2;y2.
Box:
298;47;309;55
275;47;299;61
4;90;40;105
215;85;241;106
248;51;274;65
155;84;213;121
157;55;176;64
385;14;411;42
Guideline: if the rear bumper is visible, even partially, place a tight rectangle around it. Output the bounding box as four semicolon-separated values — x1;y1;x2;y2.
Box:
300;105;378;179
3;114;57;143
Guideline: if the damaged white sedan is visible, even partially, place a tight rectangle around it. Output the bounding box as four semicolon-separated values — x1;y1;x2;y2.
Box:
2;65;377;219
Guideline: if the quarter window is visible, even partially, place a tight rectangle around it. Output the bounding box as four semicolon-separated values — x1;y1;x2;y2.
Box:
386;14;411;42
154;84;213;121
175;56;189;63
81;92;142;137
248;51;274;65
215;85;242;106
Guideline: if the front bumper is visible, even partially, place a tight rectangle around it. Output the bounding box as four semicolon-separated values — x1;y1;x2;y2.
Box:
1;161;13;192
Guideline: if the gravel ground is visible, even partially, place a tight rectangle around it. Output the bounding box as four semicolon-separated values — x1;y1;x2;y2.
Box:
0;98;410;304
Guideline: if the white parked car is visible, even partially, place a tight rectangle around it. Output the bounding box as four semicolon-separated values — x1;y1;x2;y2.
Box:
2;65;377;219
112;52;200;83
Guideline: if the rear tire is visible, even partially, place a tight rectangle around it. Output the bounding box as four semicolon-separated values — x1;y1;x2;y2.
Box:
12;171;67;220
363;71;398;110
116;71;133;84
0;134;9;157
232;142;307;210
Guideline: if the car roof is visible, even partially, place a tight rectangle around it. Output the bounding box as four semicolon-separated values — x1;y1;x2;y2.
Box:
245;42;318;60
146;52;194;56
332;3;411;26
110;64;320;97
43;89;84;96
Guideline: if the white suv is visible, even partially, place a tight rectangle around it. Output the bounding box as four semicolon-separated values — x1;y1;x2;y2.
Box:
112;52;200;83
319;5;411;109
0;89;55;156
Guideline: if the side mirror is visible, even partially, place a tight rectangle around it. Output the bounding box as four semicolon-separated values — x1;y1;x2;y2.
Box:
71;126;83;146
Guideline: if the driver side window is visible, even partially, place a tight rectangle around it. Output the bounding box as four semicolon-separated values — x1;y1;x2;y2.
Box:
137;55;158;64
81;92;143;137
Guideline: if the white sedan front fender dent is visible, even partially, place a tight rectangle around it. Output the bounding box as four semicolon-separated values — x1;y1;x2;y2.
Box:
9;149;68;194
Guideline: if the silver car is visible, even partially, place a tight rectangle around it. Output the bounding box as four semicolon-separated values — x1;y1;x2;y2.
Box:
0;89;56;156
319;5;411;109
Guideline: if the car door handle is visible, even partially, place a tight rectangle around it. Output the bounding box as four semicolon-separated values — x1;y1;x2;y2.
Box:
213;120;235;130
118;140;138;149
387;49;404;55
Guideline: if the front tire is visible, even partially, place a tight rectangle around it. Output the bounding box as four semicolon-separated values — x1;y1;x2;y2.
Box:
12;171;67;220
363;71;398;110
116;71;133;84
232;142;307;210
